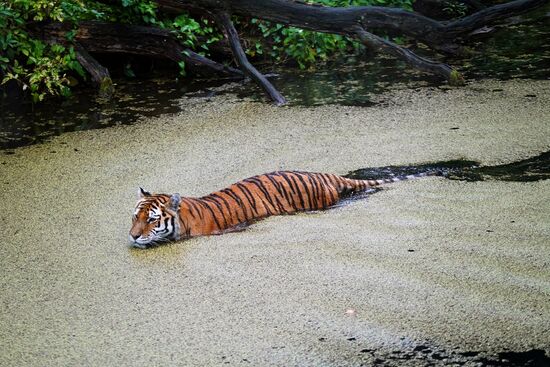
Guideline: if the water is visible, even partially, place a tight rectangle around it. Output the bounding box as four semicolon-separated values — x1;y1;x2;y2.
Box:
1;5;549;149
462;4;550;80
2;76;549;367
345;151;550;183
0;77;230;150
239;56;441;107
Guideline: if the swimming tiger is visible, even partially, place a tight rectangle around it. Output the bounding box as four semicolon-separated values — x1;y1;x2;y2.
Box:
129;170;427;248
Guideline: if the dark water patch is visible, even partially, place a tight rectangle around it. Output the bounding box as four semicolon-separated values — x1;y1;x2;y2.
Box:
477;349;550;367
344;159;479;181
345;151;550;183
359;344;550;367
0;77;227;150
448;151;550;182
462;4;550;80
236;56;442;107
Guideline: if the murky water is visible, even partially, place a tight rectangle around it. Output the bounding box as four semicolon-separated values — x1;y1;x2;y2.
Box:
345;151;550;183
240;56;441;107
0;77;229;149
463;4;550;80
1;77;549;366
0;56;436;149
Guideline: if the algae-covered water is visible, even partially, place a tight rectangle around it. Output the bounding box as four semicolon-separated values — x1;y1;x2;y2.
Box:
1;78;549;366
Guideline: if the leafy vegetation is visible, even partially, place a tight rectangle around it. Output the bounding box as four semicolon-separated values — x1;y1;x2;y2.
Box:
1;0;414;102
245;0;414;68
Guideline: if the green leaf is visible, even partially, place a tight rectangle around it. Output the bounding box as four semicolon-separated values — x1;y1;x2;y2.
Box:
66;30;76;41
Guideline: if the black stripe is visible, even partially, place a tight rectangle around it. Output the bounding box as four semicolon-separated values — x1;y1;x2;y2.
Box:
325;174;338;188
335;175;346;192
293;172;314;209
245;178;277;215
319;174;337;204
212;192;241;224
222;188;249;222
265;174;293;213
202;196;229;230
189;198;204;220
181;198;197;219
236;183;259;216
179;215;191;238
156;217;170;235
245;179;274;216
314;174;328;208
275;171;297;195
278;172;305;210
170;216;176;237
196;199;223;230
303;173;321;209
307;173;324;209
178;216;187;239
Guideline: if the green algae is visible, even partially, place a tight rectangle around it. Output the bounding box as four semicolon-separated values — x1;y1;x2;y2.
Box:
0;79;549;366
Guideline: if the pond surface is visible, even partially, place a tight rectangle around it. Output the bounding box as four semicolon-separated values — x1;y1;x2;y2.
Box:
1;78;549;366
1;4;549;150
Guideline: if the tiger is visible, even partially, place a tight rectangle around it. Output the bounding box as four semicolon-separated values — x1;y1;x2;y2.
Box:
129;170;427;248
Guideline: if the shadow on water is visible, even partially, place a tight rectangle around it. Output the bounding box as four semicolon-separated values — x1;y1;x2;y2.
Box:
344;151;550;183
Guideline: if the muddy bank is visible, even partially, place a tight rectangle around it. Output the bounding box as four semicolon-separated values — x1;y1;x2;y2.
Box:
0;79;549;366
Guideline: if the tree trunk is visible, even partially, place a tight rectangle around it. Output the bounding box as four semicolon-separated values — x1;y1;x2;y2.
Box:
30;20;244;98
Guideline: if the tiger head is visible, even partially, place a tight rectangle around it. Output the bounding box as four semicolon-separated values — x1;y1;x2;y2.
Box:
129;188;181;248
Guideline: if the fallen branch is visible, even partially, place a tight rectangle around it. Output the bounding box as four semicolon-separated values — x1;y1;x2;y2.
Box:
147;0;547;99
353;26;464;86
31;0;550;103
74;43;114;98
215;12;286;105
31;21;244;96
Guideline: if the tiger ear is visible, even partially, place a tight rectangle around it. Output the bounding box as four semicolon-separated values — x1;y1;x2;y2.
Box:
139;187;151;198
169;193;181;211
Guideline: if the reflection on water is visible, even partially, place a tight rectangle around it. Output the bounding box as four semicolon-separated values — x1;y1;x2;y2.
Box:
239;56;441;107
345;151;550;183
463;4;550;79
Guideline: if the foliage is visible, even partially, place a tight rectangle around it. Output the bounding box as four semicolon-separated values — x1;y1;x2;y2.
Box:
1;0;416;102
442;0;468;17
244;0;414;69
246;19;353;69
0;1;88;101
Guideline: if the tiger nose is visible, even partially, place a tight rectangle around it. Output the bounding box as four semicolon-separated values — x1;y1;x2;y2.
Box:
130;234;140;240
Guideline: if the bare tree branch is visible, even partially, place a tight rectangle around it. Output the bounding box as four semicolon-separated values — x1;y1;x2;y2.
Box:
353;26;464;85
215;11;287;105
74;43;115;98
